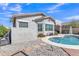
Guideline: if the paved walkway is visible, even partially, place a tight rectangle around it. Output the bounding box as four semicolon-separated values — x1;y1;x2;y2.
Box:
63;48;79;56
0;39;68;56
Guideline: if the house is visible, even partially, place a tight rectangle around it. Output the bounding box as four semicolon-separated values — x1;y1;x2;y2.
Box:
11;13;56;44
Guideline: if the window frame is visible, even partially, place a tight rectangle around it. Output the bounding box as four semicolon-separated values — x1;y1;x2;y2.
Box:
38;23;43;31
45;24;53;31
19;21;28;28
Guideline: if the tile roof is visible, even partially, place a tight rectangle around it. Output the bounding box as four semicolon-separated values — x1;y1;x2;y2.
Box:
33;16;55;23
12;12;56;24
12;12;45;19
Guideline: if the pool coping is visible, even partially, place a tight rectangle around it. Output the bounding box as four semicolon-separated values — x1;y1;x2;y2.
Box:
41;34;79;50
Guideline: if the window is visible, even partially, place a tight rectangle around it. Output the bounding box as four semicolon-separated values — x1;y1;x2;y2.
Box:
38;24;43;31
45;24;53;31
19;22;28;28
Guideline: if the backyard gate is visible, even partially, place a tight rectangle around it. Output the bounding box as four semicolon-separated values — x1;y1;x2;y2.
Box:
0;30;11;46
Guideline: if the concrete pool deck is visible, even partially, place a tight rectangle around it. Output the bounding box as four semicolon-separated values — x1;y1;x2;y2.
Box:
41;34;79;56
62;48;79;56
0;34;79;56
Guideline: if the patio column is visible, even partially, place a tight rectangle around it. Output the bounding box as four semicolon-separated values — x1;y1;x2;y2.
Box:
60;25;62;34
69;26;72;34
43;23;45;33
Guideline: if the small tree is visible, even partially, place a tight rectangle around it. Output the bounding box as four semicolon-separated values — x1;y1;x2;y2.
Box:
64;19;79;28
0;25;8;37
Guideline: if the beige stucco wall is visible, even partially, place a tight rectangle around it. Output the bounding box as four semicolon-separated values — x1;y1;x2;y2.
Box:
11;15;55;44
11;16;43;44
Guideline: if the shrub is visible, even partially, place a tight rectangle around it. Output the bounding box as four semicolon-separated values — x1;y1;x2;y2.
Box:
0;25;8;37
49;33;53;36
55;31;59;35
38;33;45;37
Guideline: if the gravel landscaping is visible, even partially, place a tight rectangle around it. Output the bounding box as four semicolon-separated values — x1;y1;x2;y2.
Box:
0;39;68;56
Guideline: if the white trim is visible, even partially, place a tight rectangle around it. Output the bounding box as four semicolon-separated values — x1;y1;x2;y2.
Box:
18;20;30;22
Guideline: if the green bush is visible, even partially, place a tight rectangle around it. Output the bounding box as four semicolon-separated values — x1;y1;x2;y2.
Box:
48;33;53;36
38;33;45;37
55;31;59;35
0;25;8;37
63;20;79;28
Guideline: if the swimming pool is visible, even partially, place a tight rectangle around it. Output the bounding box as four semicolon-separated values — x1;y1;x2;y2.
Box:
49;35;79;45
42;34;79;49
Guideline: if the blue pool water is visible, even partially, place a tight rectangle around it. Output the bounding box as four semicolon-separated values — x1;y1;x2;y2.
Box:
49;35;79;45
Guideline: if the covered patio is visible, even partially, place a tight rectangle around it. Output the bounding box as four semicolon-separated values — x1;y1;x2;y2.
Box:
55;25;73;34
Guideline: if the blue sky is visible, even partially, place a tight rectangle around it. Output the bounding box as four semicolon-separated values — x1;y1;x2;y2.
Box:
0;3;79;27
